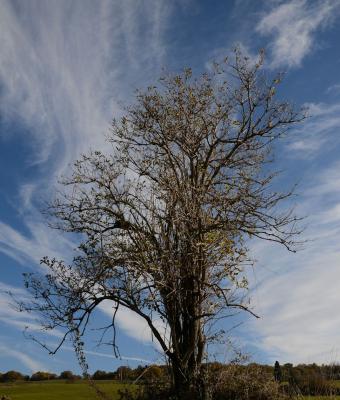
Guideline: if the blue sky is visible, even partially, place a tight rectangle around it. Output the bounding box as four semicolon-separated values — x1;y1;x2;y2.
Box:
1;0;340;374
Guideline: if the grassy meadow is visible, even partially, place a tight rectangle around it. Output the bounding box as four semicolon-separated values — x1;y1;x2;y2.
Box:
2;379;340;400
0;380;133;400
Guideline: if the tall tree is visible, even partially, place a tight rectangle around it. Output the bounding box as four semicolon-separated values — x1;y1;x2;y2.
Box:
22;50;303;400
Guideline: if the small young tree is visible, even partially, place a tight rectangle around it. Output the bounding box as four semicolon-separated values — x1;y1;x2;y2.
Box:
21;50;303;400
274;361;282;383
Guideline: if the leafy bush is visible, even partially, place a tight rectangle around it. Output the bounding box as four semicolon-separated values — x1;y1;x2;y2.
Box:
30;371;57;381
118;381;176;400
212;364;287;400
285;369;338;396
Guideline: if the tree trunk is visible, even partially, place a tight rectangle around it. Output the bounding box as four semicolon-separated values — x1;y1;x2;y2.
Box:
172;360;211;400
166;278;211;399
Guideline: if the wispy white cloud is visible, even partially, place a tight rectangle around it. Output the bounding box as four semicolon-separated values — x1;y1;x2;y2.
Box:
18;184;37;214
0;345;47;372
256;0;340;69
0;219;75;268
0;0;172;175
68;347;153;365
85;350;152;364
305;160;340;197
0;0;174;351
326;83;340;95
247;159;340;364
286;101;340;159
0;281;64;338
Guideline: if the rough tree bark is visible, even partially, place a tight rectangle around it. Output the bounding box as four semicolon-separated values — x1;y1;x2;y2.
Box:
21;50;303;400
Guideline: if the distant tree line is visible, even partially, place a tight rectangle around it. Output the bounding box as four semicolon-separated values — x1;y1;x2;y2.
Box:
0;370;81;383
3;362;340;394
0;365;165;383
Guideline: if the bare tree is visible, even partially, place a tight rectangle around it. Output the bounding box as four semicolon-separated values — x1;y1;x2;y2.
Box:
21;50;303;400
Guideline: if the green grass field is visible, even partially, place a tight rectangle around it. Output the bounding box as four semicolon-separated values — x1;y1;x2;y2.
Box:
3;380;340;400
0;380;133;400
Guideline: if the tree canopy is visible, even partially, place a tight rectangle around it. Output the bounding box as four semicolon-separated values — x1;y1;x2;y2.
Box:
21;50;303;400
